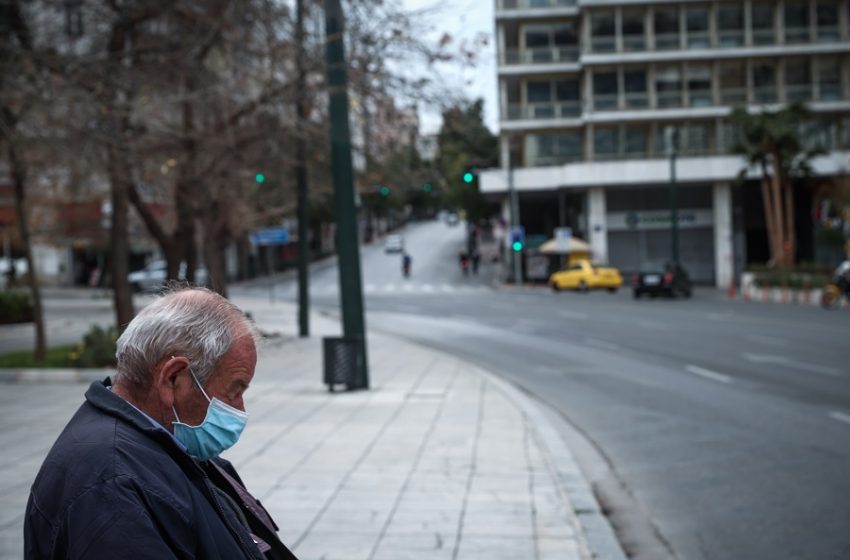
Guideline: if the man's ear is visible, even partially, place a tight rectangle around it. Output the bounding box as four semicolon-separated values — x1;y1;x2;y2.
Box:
155;356;189;409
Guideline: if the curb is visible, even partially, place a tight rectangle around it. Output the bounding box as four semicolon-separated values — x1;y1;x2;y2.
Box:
0;368;113;384
475;368;628;560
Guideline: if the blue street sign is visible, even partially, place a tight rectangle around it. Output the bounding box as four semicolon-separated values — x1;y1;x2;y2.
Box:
250;227;289;246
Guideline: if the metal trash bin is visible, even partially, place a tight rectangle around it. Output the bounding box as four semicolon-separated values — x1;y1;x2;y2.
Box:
323;336;366;391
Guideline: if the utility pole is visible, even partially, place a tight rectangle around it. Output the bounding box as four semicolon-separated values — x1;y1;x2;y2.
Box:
295;0;310;337
667;126;680;266
324;0;369;388
507;135;522;286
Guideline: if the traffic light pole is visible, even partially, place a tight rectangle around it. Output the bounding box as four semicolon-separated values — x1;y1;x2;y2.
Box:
295;0;309;337
507;139;522;286
324;0;369;388
668;127;680;266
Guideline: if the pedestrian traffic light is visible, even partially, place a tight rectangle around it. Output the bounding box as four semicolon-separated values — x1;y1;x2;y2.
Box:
423;183;432;192
463;171;474;184
509;226;525;252
379;185;390;196
255;173;266;184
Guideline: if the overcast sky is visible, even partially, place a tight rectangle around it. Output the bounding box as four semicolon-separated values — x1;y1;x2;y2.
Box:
398;0;498;135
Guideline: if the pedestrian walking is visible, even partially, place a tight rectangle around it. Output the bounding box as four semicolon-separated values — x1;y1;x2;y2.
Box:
459;251;469;276
471;249;481;275
24;287;299;560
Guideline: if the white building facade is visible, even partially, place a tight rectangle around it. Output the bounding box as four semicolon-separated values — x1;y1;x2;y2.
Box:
482;0;850;286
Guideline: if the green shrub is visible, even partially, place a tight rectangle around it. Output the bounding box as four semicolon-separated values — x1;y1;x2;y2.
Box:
0;291;34;324
751;270;830;289
68;325;118;368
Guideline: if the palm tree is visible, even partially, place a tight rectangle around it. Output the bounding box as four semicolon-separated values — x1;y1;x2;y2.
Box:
730;102;824;269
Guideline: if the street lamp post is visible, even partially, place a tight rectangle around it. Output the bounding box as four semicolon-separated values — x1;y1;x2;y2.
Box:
667;126;680;266
324;0;369;389
507;136;522;286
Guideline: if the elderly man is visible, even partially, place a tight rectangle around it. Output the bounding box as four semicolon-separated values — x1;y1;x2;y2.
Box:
24;288;298;559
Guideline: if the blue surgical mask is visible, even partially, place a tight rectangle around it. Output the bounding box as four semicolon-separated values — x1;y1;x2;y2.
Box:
172;371;248;461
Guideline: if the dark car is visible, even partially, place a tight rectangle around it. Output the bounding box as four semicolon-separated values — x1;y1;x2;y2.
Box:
632;262;692;299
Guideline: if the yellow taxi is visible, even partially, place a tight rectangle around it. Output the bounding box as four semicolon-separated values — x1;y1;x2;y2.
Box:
548;259;623;293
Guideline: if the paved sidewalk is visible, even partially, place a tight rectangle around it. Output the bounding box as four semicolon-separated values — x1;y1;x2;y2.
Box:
0;297;621;559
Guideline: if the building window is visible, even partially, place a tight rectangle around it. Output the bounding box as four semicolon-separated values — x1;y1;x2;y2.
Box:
751;2;775;45
719;121;742;153
785;58;812;102
593;70;618;110
681;123;714;155
621;9;645;52
687;65;713;107
752;61;777;103
624;126;648;158
784;1;810;44
624;69;648;108
555;79;581;116
818;57;842;100
686;7;710;49
719;62;747;105
654;8;680;50
527;132;582;166
816;0;840;42
717;4;744;47
594;127;619;160
525;79;580;118
656;66;683;108
523;23;578;63
590;11;617;53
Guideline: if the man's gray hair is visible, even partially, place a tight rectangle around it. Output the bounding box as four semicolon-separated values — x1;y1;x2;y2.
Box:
114;287;260;387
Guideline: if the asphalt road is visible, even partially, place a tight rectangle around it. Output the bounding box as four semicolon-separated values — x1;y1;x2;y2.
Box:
5;219;850;559
235;220;850;560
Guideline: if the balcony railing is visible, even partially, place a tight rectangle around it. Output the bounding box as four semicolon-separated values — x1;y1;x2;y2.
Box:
816;25;840;42
688;89;714;107
753;87;777;104
592;94;618;111
654;32;680;50
622;34;646;52
497;0;576;10
785;26;810;43
624;92;649;109
657;90;684;108
717;29;745;47
752;29;775;45
686;31;711;49
529;153;583;167
720;87;748;106
590;36;617;53
819;82;843;101
505;101;581;120
786;84;813;102
503;46;579;65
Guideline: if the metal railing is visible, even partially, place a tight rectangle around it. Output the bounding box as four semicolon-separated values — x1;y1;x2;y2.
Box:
590;36;617;53
529;153;583;167
505;101;581;120
752;87;777;104
785;27;810;43
816;25;840;42
720;88;748;106
785;84;813;102
656;90;684;108
654;32;680;50
686;31;711;49
687;90;714;107
622;35;645;52
624;92;649;109
819;83;843;101
752;29;775;45
502;46;579;65
717;29;745;47
592;94;618;111
498;0;576;10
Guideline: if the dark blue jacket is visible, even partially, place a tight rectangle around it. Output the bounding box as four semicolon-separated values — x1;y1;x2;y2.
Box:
24;380;287;559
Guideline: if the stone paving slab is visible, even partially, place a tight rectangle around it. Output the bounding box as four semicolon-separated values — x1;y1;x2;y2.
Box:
0;298;606;559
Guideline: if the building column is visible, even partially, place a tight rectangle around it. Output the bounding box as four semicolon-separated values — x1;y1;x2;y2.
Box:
713;182;734;289
588;187;608;264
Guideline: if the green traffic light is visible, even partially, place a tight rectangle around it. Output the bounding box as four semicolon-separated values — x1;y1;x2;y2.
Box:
512;241;523;252
255;173;266;184
463;172;474;184
423;183;432;192
379;186;390;196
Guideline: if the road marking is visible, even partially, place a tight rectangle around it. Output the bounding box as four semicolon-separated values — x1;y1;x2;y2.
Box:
743;353;843;376
829;411;850;426
402;284;414;293
422;284;434;293
707;312;734;321
638;320;668;330
558;310;588;320
384;283;396;293
364;283;376;293
745;334;785;347
440;284;454;293
686;365;732;384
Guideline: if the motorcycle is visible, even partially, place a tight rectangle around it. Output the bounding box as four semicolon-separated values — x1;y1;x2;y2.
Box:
820;260;850;309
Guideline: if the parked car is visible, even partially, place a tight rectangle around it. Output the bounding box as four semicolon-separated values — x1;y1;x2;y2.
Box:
446;213;459;226
632;262;692;299
384;234;405;253
549;260;623;292
128;260;208;292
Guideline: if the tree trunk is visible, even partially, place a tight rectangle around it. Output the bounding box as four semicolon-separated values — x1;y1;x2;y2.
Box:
768;158;787;268
783;177;797;268
7;143;47;362
201;201;228;298
106;120;135;331
759;166;780;266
